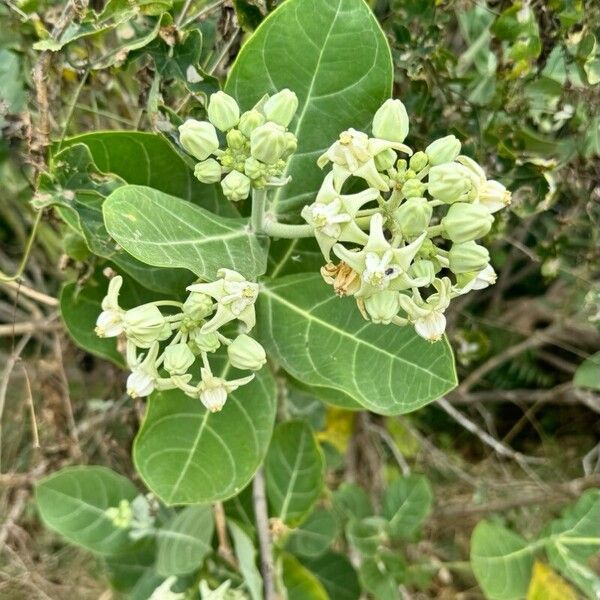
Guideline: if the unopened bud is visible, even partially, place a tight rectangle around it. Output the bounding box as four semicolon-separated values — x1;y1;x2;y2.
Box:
207;91;240;131
183;291;213;320
409;151;428;172
284;131;298;156
194;158;222;184
250;122;287;164
479;180;511;213
263;89;298;127
227;334;266;371
409;260;436;285
374;148;396;171
425;135;461;166
372;98;409;143
363;291;401;324
123;305;167;347
188;329;220;354
402;178;426;199
163;343;195;376
394;197;432;237
448;241;490;274
221;170;251;201
428;163;477;204
238;109;265;136
179;120;219;161
244;157;266;180
442;202;493;243
226;128;246;150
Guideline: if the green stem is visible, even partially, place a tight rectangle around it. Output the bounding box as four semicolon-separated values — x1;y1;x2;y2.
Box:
263;220;314;239
427;224;445;238
251;188;268;234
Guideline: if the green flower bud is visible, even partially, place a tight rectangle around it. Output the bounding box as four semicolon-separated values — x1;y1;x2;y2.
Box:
441;202;494;243
394;198;432;237
428;163;477;204
448;241;490;274
363;291;401;324
396;158;408;173
178;120;219;161
238;109;266;136
374;148;396;171
105;500;133;529
244;156;266;180
194;158;222;184
163;343;195;376
183;291;213;320
207;91;240;131
284;131;298;156
188;328;220;354
226;128;246;150
221;170;251;201
227;334;266;371
409;260;436;285
425;135;461;166
402;178;426;198
263;88;298;127
250;122;287;164
409;150;428;172
123;304;168;347
372;98;409;143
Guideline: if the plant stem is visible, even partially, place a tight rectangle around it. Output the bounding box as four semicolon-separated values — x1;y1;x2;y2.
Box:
253;468;276;600
427;224;445;238
262;220;314;239
251;188;268;234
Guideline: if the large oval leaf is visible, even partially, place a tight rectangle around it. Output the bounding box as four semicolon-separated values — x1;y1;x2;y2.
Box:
133;368;277;506
225;0;393;218
156;505;214;576
265;420;325;527
257;274;457;415
35;466;139;556
104;185;268;280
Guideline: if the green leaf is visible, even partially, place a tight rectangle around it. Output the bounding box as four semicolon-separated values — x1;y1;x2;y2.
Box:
332;483;373;522
257;274;457;415
381;475;433;539
105;542;156;593
286;508;338;557
156;505;214;576
574;352;600;391
346;517;388;556
544;490;600;598
60;279;125;367
359;556;400;600
470;521;535;600
225;0;393;219
103;185;268;280
282;553;330;600
35;466;139;556
133;367;276;505
265;421;325;527
301;551;360;600
60;131;231;215
229;520;263;600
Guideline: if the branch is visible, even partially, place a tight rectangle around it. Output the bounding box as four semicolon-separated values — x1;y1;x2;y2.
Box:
213;501;238;569
253;468;276;600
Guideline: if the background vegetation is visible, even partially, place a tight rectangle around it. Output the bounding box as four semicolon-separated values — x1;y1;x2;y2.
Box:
1;0;599;598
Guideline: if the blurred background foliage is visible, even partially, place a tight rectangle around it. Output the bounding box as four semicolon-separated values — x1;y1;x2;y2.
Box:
0;0;599;598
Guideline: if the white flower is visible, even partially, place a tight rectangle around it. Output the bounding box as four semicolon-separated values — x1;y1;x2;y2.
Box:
123;304;169;348
457;155;511;213
308;199;352;238
453;264;497;295
149;576;185;600
95;276;124;337
197;368;255;412
126;369;156;399
362;251;401;290
126;343;180;398
414;311;447;343
188;269;259;333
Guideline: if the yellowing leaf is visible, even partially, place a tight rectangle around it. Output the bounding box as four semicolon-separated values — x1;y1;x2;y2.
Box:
317;407;355;453
527;561;577;600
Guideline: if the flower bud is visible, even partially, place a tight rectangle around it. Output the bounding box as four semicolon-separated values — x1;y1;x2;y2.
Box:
226;128;246;150
200;384;228;412
238;109;265;136
106;500;133;529
415;311;446;343
409;260;436;285
284;132;298;156
425;135;461;166
207;91;240;131
363;291;401;324
372;99;409;143
448;241;490;274
479;179;511;213
409;151;428;172
263;89;298;127
244;157;266;180
178;120;219;161
188;329;220;354
374;148;396;171
250;122;287;164
163;343;195;376
227;334;266;371
402;178;426;198
194;158;222;184
428;163;477;204
221;170;251;202
123;305;167;347
394;197;432;237
441;202;493;243
183;291;214;320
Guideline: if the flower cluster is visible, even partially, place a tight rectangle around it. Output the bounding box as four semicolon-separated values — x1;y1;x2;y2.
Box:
95;269;266;412
303;98;511;342
105;493;158;540
178;90;299;202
